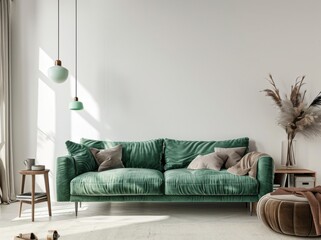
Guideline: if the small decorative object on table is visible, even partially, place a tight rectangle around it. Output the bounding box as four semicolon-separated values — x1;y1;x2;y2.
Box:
31;165;45;171
24;158;35;170
262;74;321;167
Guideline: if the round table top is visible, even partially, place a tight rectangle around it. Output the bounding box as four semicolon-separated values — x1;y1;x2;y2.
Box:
19;169;50;175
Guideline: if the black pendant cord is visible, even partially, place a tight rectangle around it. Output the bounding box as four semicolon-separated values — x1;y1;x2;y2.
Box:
57;0;60;60
75;0;78;98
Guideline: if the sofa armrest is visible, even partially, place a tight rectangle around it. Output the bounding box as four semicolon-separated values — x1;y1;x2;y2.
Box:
257;156;274;198
56;155;77;201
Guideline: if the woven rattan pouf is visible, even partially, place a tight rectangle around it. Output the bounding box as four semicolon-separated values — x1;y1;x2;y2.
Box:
257;193;319;237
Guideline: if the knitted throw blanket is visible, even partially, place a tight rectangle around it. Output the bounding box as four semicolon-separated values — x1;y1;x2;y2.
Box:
227;152;268;178
271;186;321;235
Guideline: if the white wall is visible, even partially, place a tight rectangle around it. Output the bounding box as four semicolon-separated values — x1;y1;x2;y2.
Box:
11;0;321;199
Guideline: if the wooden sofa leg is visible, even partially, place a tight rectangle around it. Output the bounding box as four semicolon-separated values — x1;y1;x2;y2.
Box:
79;202;82;208
75;202;78;217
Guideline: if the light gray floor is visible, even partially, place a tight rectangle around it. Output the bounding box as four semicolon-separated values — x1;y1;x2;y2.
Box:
0;202;298;240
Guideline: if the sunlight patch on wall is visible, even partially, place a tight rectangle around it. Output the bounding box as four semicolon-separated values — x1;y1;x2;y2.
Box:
71;111;99;141
69;76;109;140
36;79;55;191
70;78;101;122
38;48;54;78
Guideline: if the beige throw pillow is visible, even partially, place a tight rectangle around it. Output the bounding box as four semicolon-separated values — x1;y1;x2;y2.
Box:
187;152;228;171
90;145;124;172
214;147;246;168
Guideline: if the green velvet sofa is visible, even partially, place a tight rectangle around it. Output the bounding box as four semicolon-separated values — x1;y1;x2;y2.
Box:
56;137;274;215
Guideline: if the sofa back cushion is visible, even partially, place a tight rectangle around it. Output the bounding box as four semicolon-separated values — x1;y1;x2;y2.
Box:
81;138;164;171
164;137;249;170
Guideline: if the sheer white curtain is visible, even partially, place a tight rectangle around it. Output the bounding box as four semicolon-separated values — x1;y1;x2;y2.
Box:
0;0;15;204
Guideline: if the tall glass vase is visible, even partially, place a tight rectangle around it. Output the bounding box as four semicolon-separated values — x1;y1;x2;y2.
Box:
281;138;296;167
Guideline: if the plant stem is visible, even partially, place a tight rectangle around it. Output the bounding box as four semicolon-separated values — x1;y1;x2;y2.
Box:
287;133;295;166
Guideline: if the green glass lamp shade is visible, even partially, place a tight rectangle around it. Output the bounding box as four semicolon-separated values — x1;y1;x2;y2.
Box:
69;97;84;110
48;60;69;83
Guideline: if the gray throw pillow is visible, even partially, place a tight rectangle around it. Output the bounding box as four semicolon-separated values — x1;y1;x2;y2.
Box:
214;147;246;168
187;152;228;171
90;145;124;172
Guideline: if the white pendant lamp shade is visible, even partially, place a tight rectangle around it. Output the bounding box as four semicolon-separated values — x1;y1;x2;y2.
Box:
48;0;69;83
70;0;84;110
48;60;69;83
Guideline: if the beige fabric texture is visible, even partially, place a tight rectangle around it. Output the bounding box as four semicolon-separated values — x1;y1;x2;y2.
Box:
187;152;228;171
0;0;15;204
226;152;268;178
90;145;124;172
214;147;246;168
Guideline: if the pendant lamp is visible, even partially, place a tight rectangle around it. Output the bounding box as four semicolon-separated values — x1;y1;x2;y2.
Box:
48;0;69;83
69;0;84;110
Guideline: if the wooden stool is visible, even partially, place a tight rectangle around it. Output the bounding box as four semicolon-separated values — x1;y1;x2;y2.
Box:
18;169;52;222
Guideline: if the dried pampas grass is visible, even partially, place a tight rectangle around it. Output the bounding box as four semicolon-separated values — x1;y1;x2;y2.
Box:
263;75;321;139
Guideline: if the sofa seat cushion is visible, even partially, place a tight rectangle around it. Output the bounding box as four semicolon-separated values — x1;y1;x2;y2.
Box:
164;169;258;195
71;168;164;196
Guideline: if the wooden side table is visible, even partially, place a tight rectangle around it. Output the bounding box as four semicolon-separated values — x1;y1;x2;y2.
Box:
274;168;316;188
18;169;52;221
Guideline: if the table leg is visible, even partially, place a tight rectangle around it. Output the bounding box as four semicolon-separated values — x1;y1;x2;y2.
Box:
44;172;52;217
31;175;35;222
19;175;26;217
